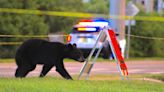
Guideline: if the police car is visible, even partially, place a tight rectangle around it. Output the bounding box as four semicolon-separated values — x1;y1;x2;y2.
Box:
67;18;111;59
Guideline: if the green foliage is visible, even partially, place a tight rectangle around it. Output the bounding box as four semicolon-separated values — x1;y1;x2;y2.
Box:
126;3;164;57
148;74;164;81
0;0;48;58
0;0;164;58
129;13;164;57
0;0;106;58
33;0;84;33
0;0;84;58
83;0;109;14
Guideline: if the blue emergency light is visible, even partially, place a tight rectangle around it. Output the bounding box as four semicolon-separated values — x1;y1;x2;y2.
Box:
73;18;109;33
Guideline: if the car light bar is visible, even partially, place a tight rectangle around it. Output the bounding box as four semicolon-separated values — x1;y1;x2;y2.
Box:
78;22;108;28
78;28;97;31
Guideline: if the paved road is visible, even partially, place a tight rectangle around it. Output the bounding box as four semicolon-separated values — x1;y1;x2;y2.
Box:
0;60;164;78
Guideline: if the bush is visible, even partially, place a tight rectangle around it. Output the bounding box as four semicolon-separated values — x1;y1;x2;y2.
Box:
0;0;84;58
129;18;164;57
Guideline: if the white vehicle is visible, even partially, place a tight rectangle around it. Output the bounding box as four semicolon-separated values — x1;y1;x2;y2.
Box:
67;19;112;59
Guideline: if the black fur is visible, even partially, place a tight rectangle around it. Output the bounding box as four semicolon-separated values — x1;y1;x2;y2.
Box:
15;39;85;80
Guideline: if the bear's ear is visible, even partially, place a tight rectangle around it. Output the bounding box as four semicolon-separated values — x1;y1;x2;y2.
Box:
73;43;77;48
67;43;73;49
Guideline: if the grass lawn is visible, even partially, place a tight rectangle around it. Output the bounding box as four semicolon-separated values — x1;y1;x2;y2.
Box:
147;74;164;81
0;77;163;92
0;59;15;63
0;58;163;92
0;58;113;63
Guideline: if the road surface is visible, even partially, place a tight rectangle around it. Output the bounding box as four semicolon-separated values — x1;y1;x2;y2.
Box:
0;60;164;78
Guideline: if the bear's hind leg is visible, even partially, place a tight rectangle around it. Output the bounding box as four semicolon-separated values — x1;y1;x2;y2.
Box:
15;67;21;77
15;67;29;78
40;65;54;77
15;65;36;78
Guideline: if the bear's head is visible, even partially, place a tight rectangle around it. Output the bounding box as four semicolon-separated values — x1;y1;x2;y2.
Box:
65;43;85;62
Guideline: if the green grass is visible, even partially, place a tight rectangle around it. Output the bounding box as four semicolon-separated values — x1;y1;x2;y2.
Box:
147;74;164;81
0;59;15;63
0;58;113;63
1;57;164;63
0;77;163;92
126;57;164;61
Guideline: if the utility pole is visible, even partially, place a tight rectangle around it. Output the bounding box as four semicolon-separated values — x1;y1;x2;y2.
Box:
145;0;154;13
158;0;163;15
109;0;126;57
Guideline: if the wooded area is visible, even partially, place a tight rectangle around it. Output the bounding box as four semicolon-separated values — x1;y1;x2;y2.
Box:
0;0;163;58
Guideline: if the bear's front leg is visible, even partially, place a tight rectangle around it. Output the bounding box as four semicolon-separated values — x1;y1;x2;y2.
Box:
40;64;54;77
56;63;73;80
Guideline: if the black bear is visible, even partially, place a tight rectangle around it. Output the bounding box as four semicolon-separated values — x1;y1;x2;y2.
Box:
15;39;85;80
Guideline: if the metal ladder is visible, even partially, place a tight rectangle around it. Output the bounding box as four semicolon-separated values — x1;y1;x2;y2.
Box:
78;27;128;80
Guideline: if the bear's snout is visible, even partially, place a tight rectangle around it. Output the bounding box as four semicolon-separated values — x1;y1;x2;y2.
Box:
78;56;85;62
